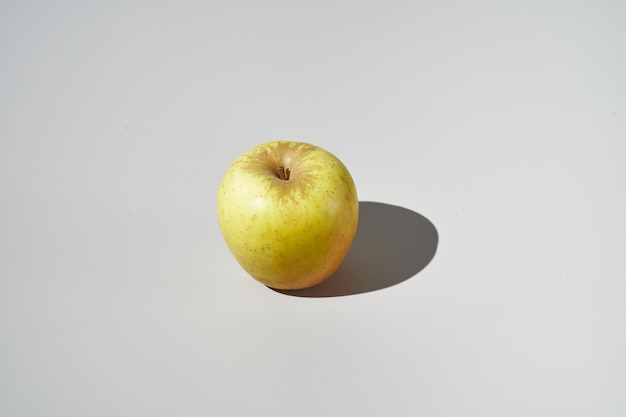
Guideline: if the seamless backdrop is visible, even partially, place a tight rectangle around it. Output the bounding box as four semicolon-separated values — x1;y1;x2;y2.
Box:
1;1;625;416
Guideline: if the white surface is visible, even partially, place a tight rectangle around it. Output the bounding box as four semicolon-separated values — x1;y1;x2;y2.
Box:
2;0;625;416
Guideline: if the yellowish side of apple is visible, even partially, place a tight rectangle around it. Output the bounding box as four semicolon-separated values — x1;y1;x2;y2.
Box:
217;141;358;290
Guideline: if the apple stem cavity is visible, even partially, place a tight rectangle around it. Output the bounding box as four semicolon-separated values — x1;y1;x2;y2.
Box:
277;165;291;181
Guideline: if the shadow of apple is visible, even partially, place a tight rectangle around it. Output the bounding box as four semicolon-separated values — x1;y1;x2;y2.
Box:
276;201;438;297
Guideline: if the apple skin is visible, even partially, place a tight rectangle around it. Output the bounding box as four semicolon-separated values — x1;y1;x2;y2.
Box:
217;141;358;290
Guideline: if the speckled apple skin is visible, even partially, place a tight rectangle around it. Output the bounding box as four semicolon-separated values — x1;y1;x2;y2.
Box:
217;141;358;290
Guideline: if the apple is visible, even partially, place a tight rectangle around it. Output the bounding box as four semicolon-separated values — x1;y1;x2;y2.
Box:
217;140;359;290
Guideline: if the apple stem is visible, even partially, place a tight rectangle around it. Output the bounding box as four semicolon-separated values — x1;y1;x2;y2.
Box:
278;165;291;180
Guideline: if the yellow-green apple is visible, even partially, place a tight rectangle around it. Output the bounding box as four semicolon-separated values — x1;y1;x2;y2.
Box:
217;140;358;290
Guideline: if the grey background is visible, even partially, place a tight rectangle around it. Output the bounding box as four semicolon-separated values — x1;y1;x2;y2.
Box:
2;0;625;416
